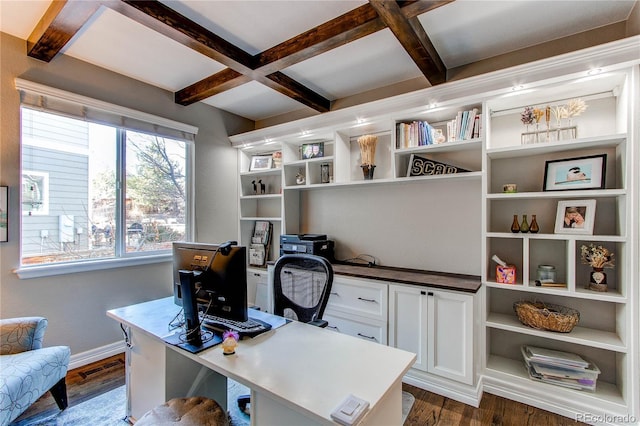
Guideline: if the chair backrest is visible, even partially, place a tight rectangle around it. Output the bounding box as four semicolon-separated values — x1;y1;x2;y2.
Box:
272;254;333;323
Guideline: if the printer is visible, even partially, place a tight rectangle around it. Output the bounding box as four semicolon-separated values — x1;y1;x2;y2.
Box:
280;234;334;261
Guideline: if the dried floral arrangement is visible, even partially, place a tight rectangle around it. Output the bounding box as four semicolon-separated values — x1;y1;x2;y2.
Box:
580;244;615;269
521;99;588;128
357;135;377;166
551;98;588;125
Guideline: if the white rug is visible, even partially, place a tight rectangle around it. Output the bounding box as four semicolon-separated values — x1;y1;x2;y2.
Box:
12;384;415;425
11;386;128;426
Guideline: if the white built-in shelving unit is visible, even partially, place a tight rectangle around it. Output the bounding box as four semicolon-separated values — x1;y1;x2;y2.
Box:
231;37;639;421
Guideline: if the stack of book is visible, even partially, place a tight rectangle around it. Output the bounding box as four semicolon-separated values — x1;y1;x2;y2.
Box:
521;345;600;391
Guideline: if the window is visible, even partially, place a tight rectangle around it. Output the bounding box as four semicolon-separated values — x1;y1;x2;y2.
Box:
18;88;195;270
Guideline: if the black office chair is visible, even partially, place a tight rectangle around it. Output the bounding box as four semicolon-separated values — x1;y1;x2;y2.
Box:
237;253;334;414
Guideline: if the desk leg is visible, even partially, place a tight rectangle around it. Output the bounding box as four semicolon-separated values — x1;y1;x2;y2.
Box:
249;379;402;426
127;328;227;421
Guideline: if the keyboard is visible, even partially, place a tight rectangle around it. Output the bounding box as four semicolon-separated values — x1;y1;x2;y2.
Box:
201;314;272;338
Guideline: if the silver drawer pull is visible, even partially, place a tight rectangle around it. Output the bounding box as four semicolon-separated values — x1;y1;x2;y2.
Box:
330;292;340;296
327;325;340;331
357;297;377;303
357;333;376;341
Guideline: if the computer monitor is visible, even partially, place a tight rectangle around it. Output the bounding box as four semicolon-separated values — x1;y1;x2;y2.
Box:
172;241;248;322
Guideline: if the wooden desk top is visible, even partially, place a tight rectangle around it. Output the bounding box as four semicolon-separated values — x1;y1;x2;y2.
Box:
332;263;482;293
108;297;416;425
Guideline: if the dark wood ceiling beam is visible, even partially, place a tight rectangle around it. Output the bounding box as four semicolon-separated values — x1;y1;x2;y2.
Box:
175;69;251;105
260;72;331;113
191;0;452;105
27;0;101;62
110;0;329;111
254;4;383;73
369;0;446;85
105;0;254;73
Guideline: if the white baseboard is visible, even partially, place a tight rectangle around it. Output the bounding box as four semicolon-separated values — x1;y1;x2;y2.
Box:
69;341;126;370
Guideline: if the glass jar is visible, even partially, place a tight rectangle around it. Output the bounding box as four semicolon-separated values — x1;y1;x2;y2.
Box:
536;265;556;283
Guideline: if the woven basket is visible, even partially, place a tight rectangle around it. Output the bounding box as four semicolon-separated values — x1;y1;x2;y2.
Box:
513;301;580;333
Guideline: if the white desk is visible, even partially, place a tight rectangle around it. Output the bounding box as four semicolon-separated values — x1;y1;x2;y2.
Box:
108;297;415;425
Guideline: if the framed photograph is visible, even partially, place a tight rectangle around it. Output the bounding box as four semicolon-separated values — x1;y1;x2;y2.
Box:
249;155;273;171
543;154;606;191
0;186;7;243
301;142;324;159
554;199;596;235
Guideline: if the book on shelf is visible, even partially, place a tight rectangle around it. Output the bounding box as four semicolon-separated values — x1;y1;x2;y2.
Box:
396;121;438;148
447;109;481;142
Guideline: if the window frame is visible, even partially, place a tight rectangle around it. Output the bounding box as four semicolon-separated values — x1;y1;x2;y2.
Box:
15;80;197;279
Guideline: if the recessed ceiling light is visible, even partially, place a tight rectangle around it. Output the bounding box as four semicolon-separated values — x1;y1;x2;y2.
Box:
587;68;602;76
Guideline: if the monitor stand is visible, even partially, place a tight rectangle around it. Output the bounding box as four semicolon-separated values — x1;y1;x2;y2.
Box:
164;270;222;353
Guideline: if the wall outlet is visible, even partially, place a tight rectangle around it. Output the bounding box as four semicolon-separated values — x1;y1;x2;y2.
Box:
40;229;49;238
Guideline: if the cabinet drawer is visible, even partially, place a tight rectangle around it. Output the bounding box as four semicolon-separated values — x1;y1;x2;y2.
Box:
328;277;388;321
324;312;387;345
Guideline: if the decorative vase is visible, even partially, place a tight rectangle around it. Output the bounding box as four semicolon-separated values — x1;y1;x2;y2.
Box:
361;164;376;180
589;268;608;292
511;215;520;233
520;215;529;233
529;215;539;233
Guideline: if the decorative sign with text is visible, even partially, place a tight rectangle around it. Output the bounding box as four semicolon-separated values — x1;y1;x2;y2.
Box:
407;154;470;177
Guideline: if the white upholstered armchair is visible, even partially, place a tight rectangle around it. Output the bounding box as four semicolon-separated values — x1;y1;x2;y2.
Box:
0;317;70;425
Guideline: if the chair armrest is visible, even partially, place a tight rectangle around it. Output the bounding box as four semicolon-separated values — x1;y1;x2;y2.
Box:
0;317;48;354
308;319;328;328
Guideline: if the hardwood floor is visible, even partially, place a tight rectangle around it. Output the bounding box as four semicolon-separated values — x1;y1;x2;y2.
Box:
15;353;584;425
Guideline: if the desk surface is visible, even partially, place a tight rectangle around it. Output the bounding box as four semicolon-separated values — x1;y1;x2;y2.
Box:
108;297;416;425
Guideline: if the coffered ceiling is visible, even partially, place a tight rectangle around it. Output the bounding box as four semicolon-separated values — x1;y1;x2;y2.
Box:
0;1;637;124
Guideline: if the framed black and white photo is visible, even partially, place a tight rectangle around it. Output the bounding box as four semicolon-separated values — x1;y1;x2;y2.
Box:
554;199;596;235
0;186;7;242
301;142;324;159
249;155;273;171
543;154;606;191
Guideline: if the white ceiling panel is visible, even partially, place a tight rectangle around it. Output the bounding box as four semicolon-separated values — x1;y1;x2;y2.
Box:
160;0;367;55
201;80;306;121
0;0;51;39
62;6;226;92
419;0;636;68
282;29;424;100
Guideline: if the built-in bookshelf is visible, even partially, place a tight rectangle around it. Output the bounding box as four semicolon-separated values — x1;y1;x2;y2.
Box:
231;38;639;421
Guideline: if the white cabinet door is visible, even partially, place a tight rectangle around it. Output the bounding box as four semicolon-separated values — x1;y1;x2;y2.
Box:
388;284;428;372
427;289;474;385
247;268;268;310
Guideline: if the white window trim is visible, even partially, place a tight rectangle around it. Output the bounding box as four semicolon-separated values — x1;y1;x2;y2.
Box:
14;253;172;279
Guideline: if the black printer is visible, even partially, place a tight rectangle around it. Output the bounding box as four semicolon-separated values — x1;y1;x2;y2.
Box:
280;234;334;260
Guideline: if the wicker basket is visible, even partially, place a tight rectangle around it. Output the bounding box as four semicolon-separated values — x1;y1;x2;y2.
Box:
513;301;580;333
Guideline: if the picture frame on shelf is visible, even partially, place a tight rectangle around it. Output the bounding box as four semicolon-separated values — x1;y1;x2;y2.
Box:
249;155;273;171
543;154;606;191
554;199;596;235
0;186;7;242
301;142;324;159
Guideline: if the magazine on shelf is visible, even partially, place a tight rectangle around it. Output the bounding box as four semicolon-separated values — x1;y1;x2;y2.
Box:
249;221;272;266
522;345;590;369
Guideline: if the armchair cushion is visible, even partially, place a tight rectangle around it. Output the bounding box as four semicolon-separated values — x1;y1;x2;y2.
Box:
0;317;47;355
0;317;70;425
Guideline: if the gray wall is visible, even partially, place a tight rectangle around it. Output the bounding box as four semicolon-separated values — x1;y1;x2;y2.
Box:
301;179;481;275
0;32;253;355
